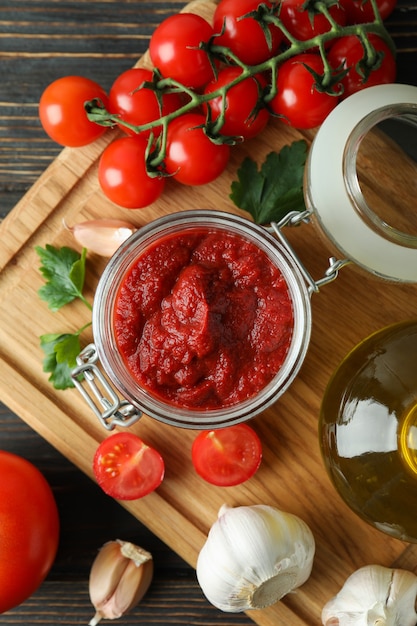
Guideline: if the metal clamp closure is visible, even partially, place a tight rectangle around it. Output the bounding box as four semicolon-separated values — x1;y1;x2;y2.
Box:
269;211;351;295
71;344;142;430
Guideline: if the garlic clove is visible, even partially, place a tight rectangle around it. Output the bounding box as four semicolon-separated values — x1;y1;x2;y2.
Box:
65;219;136;256
196;503;315;613
88;539;153;625
321;564;417;626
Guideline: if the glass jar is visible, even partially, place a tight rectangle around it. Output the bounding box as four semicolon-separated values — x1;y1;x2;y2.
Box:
320;320;417;543
90;210;312;429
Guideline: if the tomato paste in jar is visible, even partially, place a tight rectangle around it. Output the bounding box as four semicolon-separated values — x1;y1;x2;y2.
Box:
114;227;294;410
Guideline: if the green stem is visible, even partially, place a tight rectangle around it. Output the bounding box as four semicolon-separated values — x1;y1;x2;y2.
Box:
78;295;93;311
76;321;93;334
85;5;395;151
318;39;335;90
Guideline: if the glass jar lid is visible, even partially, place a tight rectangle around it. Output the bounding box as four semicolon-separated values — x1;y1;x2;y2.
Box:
305;83;417;283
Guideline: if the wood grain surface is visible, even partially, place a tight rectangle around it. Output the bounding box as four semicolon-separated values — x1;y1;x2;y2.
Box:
1;1;417;625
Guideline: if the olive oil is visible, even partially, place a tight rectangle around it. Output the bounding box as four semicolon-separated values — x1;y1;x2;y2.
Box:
320;320;417;542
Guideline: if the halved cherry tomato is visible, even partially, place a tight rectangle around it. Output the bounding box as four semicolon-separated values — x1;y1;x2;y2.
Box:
191;424;262;486
93;432;165;500
108;67;182;137
39;75;108;147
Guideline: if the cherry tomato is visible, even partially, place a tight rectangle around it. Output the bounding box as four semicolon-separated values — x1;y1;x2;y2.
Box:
339;0;397;23
213;0;283;65
269;53;339;129
279;0;346;41
98;135;165;209
149;13;216;89
108;67;182;137
203;67;269;140
191;424;262;487
93;432;165;500
328;34;397;99
165;113;230;185
0;451;60;613
39;75;108;147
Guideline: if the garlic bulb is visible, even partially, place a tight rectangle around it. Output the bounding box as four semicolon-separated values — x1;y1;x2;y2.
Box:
196;503;315;612
88;539;153;625
65;219;136;256
322;564;417;626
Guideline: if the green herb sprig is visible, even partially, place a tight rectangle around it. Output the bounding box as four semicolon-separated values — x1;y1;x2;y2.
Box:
35;245;92;389
230;140;308;224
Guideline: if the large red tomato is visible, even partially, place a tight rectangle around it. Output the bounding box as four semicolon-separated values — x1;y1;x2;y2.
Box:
0;451;60;613
98;135;166;208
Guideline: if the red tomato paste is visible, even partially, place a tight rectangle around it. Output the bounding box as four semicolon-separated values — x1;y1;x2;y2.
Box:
114;228;294;409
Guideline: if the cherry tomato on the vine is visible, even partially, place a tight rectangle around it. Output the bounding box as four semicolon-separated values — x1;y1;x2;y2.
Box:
191;424;262;487
39;75;108;147
328;34;397;99
269;53;339;129
279;0;347;42
149;13;216;89
108;67;183;137
98;135;165;209
165;113;230;186
0;451;60;613
213;0;283;65
203;67;269;140
339;0;397;23
93;432;165;500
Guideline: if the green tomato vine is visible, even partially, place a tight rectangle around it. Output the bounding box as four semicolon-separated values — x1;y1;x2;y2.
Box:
85;0;395;169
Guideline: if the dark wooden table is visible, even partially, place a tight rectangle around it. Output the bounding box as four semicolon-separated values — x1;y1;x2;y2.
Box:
1;1;416;624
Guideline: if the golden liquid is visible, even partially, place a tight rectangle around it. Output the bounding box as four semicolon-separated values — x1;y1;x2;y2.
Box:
320;320;417;542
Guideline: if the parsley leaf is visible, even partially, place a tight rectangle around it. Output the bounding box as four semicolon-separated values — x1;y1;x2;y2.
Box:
40;332;82;390
36;244;93;390
35;244;90;311
230;140;308;224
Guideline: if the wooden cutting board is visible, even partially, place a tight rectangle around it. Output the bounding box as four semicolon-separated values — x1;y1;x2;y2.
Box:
2;1;417;624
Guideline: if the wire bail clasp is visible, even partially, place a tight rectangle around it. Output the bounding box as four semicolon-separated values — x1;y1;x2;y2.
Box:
71;344;142;430
269;211;351;295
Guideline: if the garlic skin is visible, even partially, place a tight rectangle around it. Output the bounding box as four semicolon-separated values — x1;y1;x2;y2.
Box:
196;503;315;613
88;539;153;625
321;564;417;626
66;219;136;256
